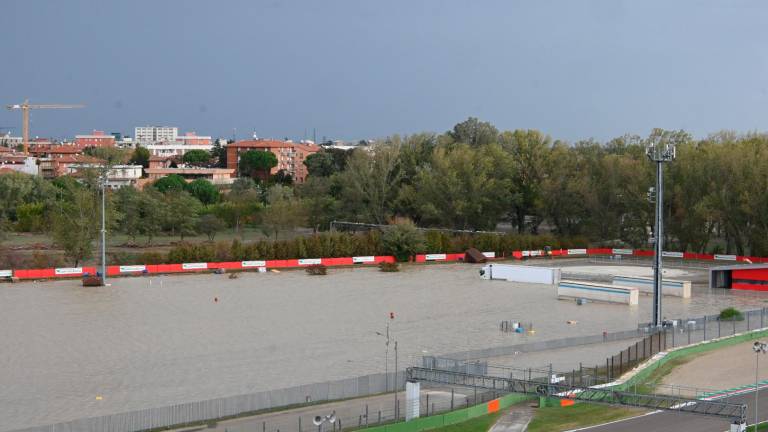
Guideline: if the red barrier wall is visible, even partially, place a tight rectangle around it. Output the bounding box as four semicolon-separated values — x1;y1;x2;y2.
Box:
11;249;768;282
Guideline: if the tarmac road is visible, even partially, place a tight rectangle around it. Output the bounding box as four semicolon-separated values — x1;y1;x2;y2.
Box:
570;390;766;432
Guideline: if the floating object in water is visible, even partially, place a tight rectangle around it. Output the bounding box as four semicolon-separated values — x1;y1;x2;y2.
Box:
214;297;218;303
95;396;102;400
567;320;578;325
271;269;280;273
576;298;588;305
228;273;239;279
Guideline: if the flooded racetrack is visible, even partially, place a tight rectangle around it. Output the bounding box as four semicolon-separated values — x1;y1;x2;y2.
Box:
1;261;767;430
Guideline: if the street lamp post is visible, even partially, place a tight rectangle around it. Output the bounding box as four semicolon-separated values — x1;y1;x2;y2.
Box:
754;342;767;429
646;141;675;327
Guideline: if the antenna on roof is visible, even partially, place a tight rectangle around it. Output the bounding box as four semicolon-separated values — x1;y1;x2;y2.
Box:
252;130;259;140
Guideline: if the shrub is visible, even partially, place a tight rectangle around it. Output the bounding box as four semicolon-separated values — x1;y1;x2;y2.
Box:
719;307;744;321
305;264;327;275
381;221;425;262
379;261;400;272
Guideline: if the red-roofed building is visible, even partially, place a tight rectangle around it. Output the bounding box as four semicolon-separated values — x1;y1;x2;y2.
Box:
38;154;102;178
75;130;116;147
226;139;319;183
29;144;87;159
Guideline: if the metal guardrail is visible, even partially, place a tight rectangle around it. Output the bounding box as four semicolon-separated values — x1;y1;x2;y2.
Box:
406;367;747;422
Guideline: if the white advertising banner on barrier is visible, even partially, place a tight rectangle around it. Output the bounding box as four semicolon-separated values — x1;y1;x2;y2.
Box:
298;258;322;265
612;249;634;255
482;252;495;258
119;265;146;273
662;251;684;258
55;267;83;275
530;250;542;257
0;270;12;277
568;249;587;255
425;254;446;261
353;256;375;263
242;260;267;267
715;254;738;261
182;263;207;270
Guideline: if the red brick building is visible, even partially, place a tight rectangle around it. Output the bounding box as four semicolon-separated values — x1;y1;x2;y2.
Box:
75;130;115;147
226;139;319;183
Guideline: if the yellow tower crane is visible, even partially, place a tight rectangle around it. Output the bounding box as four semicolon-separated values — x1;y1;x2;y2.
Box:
6;99;85;154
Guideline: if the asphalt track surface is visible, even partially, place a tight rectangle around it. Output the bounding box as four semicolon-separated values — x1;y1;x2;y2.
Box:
572;389;766;432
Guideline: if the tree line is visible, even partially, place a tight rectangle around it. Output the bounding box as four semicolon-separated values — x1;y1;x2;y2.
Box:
2;118;768;267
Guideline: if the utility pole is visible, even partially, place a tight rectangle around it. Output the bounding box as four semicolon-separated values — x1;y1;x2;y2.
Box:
646;140;675;327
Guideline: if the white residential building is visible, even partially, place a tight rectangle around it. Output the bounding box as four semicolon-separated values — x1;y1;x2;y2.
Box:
135;126;178;144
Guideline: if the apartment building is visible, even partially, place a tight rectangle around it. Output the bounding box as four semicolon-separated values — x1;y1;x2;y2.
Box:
74;130;116;147
135;126;178;144
226;139;319;183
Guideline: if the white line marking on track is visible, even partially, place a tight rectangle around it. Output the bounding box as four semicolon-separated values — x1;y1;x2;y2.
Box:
562;410;662;432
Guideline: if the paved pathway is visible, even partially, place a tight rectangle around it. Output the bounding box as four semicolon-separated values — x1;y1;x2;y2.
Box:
488;404;535;432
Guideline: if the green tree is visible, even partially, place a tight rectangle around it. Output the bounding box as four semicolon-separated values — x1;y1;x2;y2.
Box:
51;189;99;266
197;213;226;241
338;145;402;224
448;117;499;147
129;146;151;168
304;152;337;177
153;174;187;193
414;144;514;230
139;189;165;245
211;139;228;168
499;129;551;233
163;191;201;240
114;186;143;243
185;178;219;205
260;198;307;239
15;202;47;232
182;149;212;165
239;150;277;180
272;169;293;185
381;220;425;262
85;146;129;165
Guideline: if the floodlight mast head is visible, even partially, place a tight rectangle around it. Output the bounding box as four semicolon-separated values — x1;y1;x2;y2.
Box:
646;141;676;162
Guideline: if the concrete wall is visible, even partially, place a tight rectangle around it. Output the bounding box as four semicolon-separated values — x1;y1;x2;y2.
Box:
612;276;691;298
558;280;639;305
480;264;561;285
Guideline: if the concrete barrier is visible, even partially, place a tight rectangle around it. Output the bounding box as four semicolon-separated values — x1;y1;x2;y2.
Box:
480;264;561;285
612;275;691;298
558;280;639;305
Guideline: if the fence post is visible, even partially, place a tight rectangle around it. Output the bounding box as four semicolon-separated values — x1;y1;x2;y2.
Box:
426;394;429;416
378;411;381;424
672;325;675;347
579;363;583;386
299;417;302;432
704;315;707;340
451;388;454;410
733;318;736;335
763;308;765;328
619;350;623;376
365;404;369;427
263;421;266;432
718;319;721;338
748;311;751;331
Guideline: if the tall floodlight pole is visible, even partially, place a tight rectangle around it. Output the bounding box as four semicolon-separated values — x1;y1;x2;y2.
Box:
646;141;675;327
754;342;767;430
100;171;107;286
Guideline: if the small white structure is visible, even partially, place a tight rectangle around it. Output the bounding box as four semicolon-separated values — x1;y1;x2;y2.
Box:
405;381;420;421
558;280;639;305
479;264;561;285
612;276;691;298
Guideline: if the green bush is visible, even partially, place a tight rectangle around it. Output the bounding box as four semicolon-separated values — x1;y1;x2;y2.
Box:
719;307;744;321
382;221;426;262
379;261;400;272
